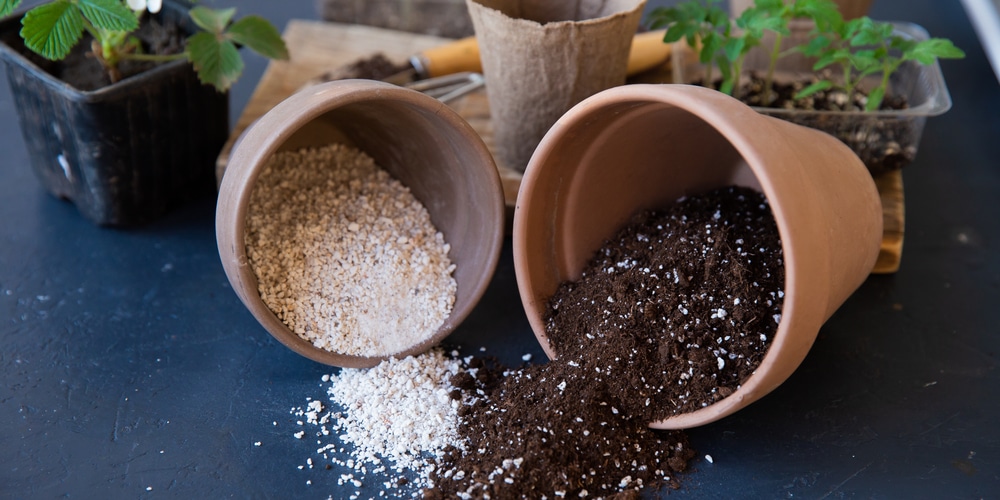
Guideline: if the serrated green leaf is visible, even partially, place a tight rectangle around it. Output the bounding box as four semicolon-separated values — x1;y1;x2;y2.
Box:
77;0;137;32
755;0;784;10
794;79;833;99
723;36;745;62
227;15;288;60
661;26;686;44
187;30;242;92
1;0;23;18
189;6;235;34
865;86;885;111
20;1;83;61
799;34;831;57
700;32;721;64
812;49;845;71
905;38;965;64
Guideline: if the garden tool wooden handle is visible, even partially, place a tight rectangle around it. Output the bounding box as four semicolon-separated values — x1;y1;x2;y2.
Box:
412;36;482;78
626;30;671;76
413;30;672;79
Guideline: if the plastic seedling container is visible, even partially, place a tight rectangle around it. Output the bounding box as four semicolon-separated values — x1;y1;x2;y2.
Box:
671;21;953;176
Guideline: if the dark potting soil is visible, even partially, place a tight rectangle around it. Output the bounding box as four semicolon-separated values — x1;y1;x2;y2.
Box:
312;52;411;82
719;72;914;176
4;15;186;91
545;185;785;419
427;186;783;499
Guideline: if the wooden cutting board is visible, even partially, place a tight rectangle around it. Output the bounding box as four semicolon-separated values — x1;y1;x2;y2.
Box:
216;19;903;274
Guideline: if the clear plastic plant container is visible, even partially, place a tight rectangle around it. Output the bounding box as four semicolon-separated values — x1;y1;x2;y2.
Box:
671;21;953;176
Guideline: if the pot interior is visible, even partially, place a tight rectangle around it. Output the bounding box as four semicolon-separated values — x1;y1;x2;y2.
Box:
525;98;764;308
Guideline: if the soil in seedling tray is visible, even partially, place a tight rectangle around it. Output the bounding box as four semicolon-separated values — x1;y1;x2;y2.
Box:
701;73;915;175
2;16;186;91
427;185;784;499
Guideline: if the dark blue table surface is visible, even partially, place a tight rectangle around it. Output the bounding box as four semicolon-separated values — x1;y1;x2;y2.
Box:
2;1;997;498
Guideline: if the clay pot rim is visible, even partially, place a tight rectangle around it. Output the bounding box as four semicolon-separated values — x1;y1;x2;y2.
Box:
217;79;505;368
516;83;876;429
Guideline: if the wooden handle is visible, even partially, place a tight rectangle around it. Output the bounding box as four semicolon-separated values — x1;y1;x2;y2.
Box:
416;31;671;79
417;36;482;78
627;30;671;76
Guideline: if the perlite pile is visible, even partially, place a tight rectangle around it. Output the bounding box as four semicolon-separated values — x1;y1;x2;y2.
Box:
244;143;457;357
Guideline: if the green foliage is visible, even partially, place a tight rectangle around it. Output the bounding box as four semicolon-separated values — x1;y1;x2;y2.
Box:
5;0;288;92
647;0;964;111
20;1;84;60
1;0;22;18
796;16;965;110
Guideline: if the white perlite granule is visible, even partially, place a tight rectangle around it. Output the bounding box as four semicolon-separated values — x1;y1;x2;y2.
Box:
245;143;457;357
291;349;466;494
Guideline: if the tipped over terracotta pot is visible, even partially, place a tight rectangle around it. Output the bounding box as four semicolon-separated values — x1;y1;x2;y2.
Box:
217;80;505;368
513;84;882;429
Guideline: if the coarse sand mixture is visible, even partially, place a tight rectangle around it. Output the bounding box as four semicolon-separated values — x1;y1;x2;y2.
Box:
244;143;457;358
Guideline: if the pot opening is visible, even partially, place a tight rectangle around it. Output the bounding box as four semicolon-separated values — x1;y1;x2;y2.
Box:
519;90;790;426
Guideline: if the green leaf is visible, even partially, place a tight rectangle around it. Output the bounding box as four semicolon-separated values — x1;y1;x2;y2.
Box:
700;32;722;64
865;86;885;111
794;79;833;100
755;0;785;10
1;0;23;18
226;15;288;60
19;1;83;61
77;0;137;32
812;48;847;71
850;18;893;47
189;6;235;34
186;30;242;92
661;26;687;44
723;36;746;62
905;38;966;64
793;0;841;27
799;34;832;57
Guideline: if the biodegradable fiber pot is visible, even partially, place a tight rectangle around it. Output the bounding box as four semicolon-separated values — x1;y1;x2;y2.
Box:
217;80;505;368
513;84;883;429
466;0;646;172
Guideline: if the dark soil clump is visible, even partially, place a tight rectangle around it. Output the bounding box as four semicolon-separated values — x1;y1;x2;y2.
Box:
545;185;785;419
4;15;187;91
428;186;784;499
313;52;411;82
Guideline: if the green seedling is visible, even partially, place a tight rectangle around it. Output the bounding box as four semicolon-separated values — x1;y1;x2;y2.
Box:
0;0;288;91
796;16;965;111
648;0;963;111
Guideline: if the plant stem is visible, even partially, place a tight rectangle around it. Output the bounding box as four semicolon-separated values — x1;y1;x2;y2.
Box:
731;54;746;100
763;33;783;105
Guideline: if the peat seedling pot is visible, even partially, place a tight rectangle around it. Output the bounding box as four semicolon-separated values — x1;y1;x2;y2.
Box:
217;80;505;368
466;0;647;172
0;1;228;226
672;21;953;177
513;84;882;429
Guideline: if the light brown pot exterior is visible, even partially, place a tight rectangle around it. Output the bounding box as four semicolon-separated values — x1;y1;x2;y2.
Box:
513;84;882;429
217;80;505;368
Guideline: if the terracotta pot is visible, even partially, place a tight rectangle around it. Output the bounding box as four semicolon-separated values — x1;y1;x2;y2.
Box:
513;84;882;429
217;80;505;368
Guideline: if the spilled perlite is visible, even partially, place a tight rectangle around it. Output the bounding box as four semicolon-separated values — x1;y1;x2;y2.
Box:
291;349;465;496
244;143;457;357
